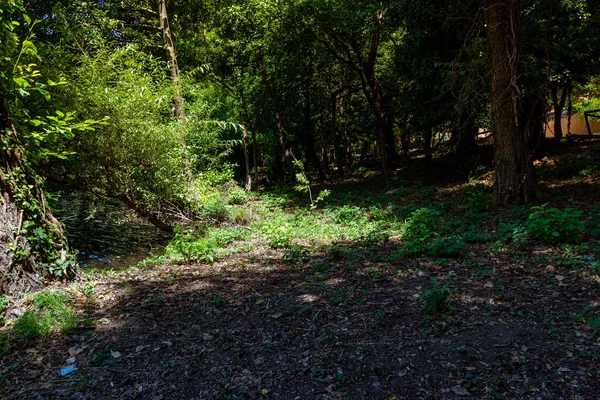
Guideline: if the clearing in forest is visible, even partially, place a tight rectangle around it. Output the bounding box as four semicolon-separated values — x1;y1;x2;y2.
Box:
1;140;600;399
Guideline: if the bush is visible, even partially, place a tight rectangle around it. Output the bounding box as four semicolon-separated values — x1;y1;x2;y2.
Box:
226;186;248;205
525;204;585;243
461;183;492;212
228;206;253;225
282;245;311;264
198;195;227;221
402;208;440;242
262;222;293;249
0;295;8;320
400;208;441;255
420;279;454;315
212;227;251;246
353;230;390;247
165;228;217;263
334;205;363;224
428;236;467;257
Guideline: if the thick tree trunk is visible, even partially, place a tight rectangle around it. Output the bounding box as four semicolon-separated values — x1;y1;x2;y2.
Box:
486;0;537;204
375;110;396;180
550;82;567;139
158;0;195;188
252;130;258;186
321;144;330;175
1;89;74;294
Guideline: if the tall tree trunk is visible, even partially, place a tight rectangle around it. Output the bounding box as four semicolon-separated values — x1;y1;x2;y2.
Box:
252;130;258;186
550;82;567;139
375;107;396;180
158;0;194;187
524;91;546;151
1;89;75;294
401;132;410;161
423;128;433;167
303;84;326;180
158;0;185;122
332;95;346;178
452;115;479;176
566;82;572;136
486;0;537;204
242;126;252;191
352;1;396;179
321;143;330;175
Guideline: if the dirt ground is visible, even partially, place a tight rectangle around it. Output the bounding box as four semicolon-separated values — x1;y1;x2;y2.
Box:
1;138;600;400
2;239;600;400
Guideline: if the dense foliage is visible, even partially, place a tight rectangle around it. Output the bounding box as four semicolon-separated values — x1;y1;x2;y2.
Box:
0;0;599;290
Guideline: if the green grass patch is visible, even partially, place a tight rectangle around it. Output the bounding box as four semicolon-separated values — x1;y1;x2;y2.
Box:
1;290;77;358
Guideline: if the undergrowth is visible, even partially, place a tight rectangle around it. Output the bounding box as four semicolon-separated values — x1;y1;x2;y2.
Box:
1;290;76;358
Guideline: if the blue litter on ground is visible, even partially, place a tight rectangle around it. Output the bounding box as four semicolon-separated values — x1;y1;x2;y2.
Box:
60;365;78;376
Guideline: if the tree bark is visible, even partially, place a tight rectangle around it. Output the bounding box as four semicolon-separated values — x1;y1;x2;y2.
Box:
349;2;396;179
1;89;74;294
486;0;537;204
332;95;346;178
523;91;546;151
158;0;185;122
550;82;567;139
303;84;326;180
452;116;479;176
423;128;433;167
242;126;252;191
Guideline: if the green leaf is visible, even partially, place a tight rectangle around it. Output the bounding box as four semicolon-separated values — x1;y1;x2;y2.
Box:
37;87;50;101
588;318;600;329
13;77;29;87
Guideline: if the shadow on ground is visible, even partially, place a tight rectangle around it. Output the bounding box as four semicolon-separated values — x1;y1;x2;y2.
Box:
2;239;600;400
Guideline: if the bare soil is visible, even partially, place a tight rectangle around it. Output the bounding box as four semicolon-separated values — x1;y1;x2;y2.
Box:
1;139;600;400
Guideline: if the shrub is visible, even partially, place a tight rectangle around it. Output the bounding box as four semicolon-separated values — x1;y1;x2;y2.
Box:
212;227;250;246
402;208;440;242
282;245;311;264
226;186;248;205
334;205;363;224
420;279;454;315
0;295;8;320
428;236;467;257
263;225;292;248
228;206;252;225
588;207;600;236
400;208;441;255
165;228;217;263
327;244;352;260
461;183;492;212
353;231;390;247
198;195;227;221
525;204;585;243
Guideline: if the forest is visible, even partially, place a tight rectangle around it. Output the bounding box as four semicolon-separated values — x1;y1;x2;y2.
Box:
1;0;600;398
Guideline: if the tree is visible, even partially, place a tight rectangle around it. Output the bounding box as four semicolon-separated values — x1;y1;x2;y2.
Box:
1;2;79;293
486;0;537;204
